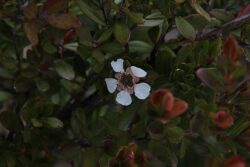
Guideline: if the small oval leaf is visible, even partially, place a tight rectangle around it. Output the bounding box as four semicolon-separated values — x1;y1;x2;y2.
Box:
175;16;196;39
54;59;75;80
114;23;130;45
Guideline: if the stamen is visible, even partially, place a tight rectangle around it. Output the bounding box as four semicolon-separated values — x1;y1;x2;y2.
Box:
120;73;134;87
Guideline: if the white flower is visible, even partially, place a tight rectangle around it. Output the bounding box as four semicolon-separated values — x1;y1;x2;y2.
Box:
105;58;151;106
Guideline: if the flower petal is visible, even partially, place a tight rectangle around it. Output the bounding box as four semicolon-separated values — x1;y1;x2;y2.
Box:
116;90;132;106
130;66;147;78
134;83;151;100
105;78;117;93
23;44;32;59
111;58;124;72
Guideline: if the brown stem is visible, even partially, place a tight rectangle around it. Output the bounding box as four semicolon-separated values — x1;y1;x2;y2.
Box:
149;34;165;68
100;0;110;27
196;13;250;41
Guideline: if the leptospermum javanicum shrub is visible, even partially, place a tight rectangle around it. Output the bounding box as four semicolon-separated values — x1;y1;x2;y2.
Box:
1;0;250;166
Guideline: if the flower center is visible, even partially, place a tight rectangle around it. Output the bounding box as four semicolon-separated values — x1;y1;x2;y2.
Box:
120;73;134;87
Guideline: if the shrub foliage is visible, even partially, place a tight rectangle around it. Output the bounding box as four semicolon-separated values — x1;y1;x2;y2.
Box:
0;0;250;166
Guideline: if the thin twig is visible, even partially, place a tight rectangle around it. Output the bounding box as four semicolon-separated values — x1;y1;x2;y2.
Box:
196;13;250;41
12;29;21;72
149;34;165;68
164;13;250;45
100;0;109;27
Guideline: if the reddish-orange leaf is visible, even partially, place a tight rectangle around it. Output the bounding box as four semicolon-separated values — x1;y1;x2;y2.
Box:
63;29;77;43
22;2;38;20
46;14;80;29
223;36;238;63
149;88;174;111
165;99;188;120
162;91;175;112
24;22;39;46
223;156;246;167
42;0;69;13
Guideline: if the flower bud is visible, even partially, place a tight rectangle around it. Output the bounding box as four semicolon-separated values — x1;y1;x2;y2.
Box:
210;110;234;129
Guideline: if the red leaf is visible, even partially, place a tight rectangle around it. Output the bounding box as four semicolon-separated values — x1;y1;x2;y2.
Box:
46;14;80;29
164;99;188;120
223;156;246;167
238;4;250;17
42;0;69;13
223;36;238;63
39;63;46;72
22;2;38;20
24;22;39;46
63;29;77;43
150;88;188;122
149;89;174;111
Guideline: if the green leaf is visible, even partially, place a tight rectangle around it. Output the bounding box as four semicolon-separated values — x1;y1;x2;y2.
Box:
191;3;212;22
176;44;195;66
149;140;176;163
209;38;222;58
210;9;234;22
152;0;175;17
36;78;50;92
42;117;64;128
100;42;124;55
129;41;153;53
31;117;63;128
0;91;12;102
123;8;144;24
42;37;57;54
31;118;43;128
14;76;32;92
226;118;250;137
155;46;176;74
195;68;225;92
179;139;188;159
142;12;165;27
232;66;246;78
175;16;196;39
114;23;130;45
148;121;164;140
21;97;54;124
96;29;113;43
0;68;13;79
54;59;75;80
164;126;185;144
75;0;105;25
100;118;122;136
92;49;105;63
0;110;21;131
